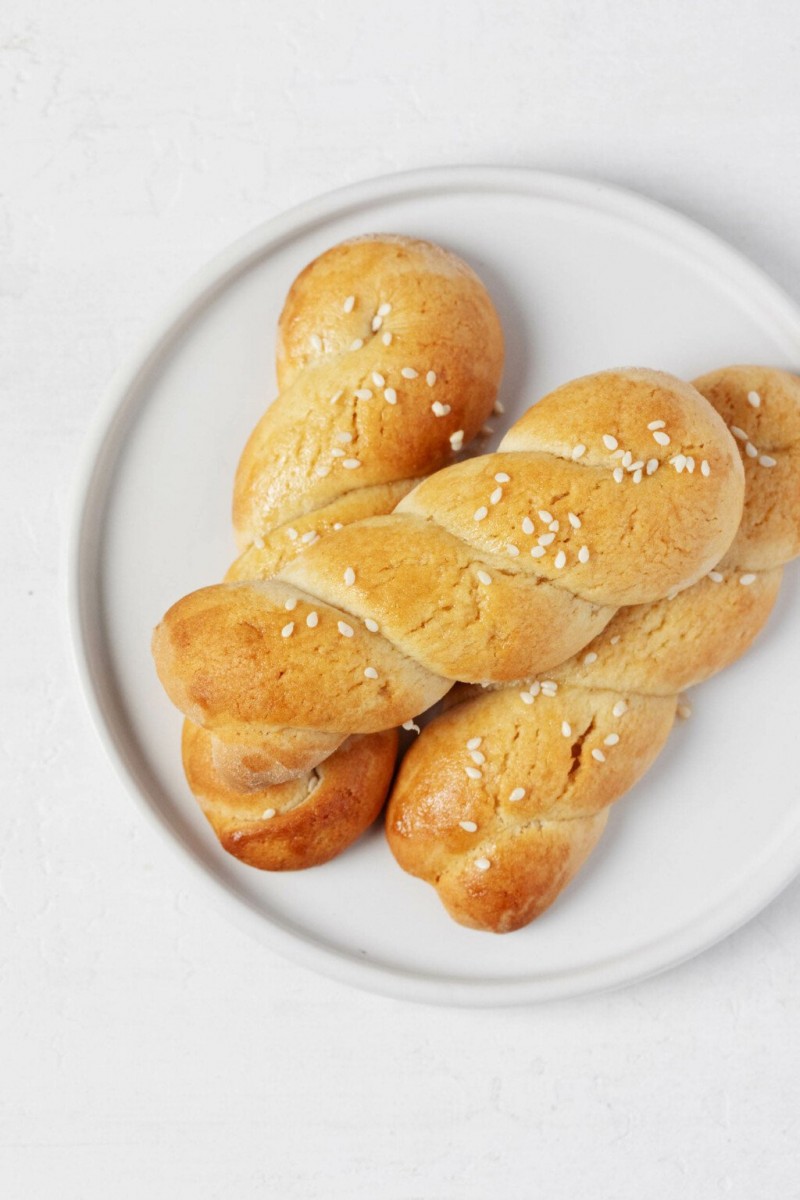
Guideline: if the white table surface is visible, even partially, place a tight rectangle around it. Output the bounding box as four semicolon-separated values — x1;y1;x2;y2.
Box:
3;1;799;1195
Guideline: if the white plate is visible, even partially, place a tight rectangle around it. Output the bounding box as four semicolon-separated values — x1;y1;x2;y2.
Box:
69;166;800;1006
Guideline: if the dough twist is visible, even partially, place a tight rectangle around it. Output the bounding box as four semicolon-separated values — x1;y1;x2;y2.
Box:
386;366;800;932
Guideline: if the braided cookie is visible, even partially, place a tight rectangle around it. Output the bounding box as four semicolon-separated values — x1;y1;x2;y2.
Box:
154;369;744;785
385;366;799;932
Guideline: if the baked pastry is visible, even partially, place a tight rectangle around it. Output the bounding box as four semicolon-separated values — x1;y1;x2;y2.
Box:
154;368;744;786
385;365;800;932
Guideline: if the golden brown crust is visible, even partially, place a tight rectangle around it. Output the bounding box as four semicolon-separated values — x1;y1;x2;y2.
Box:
183;721;397;870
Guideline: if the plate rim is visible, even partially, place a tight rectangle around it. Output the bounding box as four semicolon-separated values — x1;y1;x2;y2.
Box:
67;164;800;1007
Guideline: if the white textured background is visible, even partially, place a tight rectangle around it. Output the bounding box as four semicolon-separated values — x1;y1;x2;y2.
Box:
3;1;800;1196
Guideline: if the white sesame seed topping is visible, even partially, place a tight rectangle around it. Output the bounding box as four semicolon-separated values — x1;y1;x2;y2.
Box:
333;521;342;529
335;430;353;443
449;430;464;449
364;618;379;632
284;597;297;611
343;567;356;586
253;535;265;550
622;450;632;468
538;510;553;523
371;315;382;332
561;721;572;738
338;621;354;637
541;681;558;696
592;748;606;763
708;570;724;583
613;467;624;483
384;387;397;405
364;667;378;679
306;611;319;627
686;456;696;473
354;388;373;401
538;532;555;546
474;857;491;871
632;469;643;484
382;331;392;346
506;544;520;556
578;545;590;564
490;486;503;505
612;700;628;717
572;444;586;460
612;448;625;459
426;370;437;387
474;506;488;521
287;527;299;540
342;458;361;469
627;460;644;472
554;550;567;569
549;519;559;532
730;426;748;441
281;622;294;638
349;338;363;352
739;573;757;586
701;460;711;476
745;442;758;458
509;787;526;803
646;458;659;475
522;516;534;535
431;401;451;417
610;635;621;644
301;530;317;544
648;420;666;430
529;682;541;696
262;808;276;820
672;454;687;473
603;434;619;450
759;454;776;468
747;390;761;408
402;719;420;733
401;367;418;379
652;431;670;446
372;372;385;388
331;447;345;458
470;750;486;765
584;651;598;665
476;569;492;585
459;820;478;833
604;733;620;746
465;766;482;780
315;465;330;477
495;472;510;483
568;512;581;529
466;737;482;750
377;302;391;317
343;295;355;313
310;333;322;352
329;390;343;405
530;546;546;558
520;691;535;704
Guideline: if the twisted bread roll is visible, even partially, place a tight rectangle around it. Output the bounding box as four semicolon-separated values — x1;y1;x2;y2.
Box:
154;369;744;783
386;366;800;932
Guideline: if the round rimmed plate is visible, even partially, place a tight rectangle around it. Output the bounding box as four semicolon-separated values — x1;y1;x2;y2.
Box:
69;166;800;1006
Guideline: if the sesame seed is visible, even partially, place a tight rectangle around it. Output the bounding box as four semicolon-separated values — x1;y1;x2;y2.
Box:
402;719;420;733
315;465;330;477
549;519;559;532
344;567;356;586
509;787;526;803
372;372;385;388
522;516;534;535
343;295;355;313
739;573;757;585
612;700;628;717
476;569;492;585
647;420;666;431
603;434;618;450
253;535;265;550
493;399;505;414
450;430;464;449
759;454;777;468
672;454;687;473
677;702;692;720
287;528;299;540
578;545;590;564
466;737;482;750
432;401;451;417
459;820;478;833
708;570;724;583
592;748;606;763
530;546;546;558
627;460;644;472
474;857;491;871
364;667;378;679
465;766;482;780
329;390;343;405
377;302;391;317
520;691;535;704
745;442;758;458
333;523;343;530
470;750;486;766
613;467;624;483
490;486;503;504
568;512;581;529
310;333;322;352
730;426;748;441
554;550;567;569
364;618;379;632
284;597;297;611
281;622;294;638
529;682;541;696
561;721;571;737
652;431;670;446
632;469;643;484
495;472;510;483
338;621;354;637
538;510;553;523
401;367;418;379
646;459;659;475
342;458;361;469
610;635;621;644
541;681;557;696
584;651;598;665
426;371;436;387
612;448;625;459
306;611;319;627
538;532;555;546
506;544;520;557
572;444;586;460
701;460;711;476
371;315;382;332
474;506;488;521
382;331;392;346
384;387;397;405
335;430;353;443
687;457;696;473
349;338;363;352
604;733;620;746
747;390;761;408
262;808;276;820
331;448;345;458
301;530;317;544
354;388;373;401
622;450;632;468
